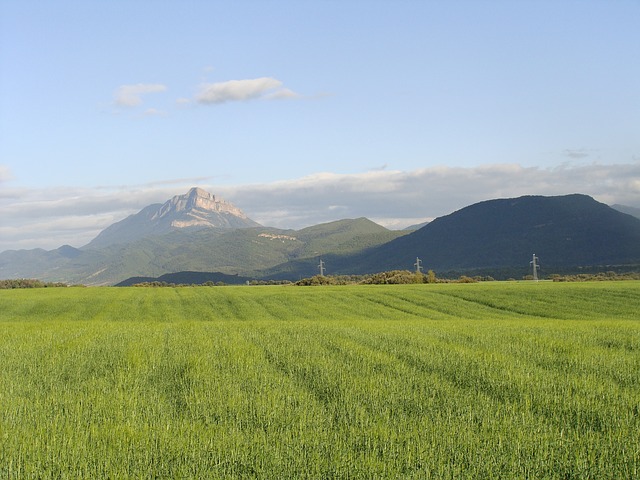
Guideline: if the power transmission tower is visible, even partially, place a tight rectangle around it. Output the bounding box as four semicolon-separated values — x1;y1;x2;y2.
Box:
530;254;540;281
414;257;423;273
318;259;325;276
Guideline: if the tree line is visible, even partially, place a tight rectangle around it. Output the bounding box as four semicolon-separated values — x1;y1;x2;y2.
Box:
0;279;68;289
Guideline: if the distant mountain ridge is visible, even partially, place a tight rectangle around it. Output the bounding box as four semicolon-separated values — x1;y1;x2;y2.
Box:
324;194;640;275
1;190;639;284
115;271;252;286
612;204;640;220
86;187;260;249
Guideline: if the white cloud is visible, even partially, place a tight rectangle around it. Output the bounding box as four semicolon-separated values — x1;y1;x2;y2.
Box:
1;162;638;252
214;162;640;229
195;77;297;105
0;180;206;251
114;83;167;107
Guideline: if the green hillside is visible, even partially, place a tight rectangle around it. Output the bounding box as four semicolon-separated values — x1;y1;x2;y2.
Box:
0;218;405;285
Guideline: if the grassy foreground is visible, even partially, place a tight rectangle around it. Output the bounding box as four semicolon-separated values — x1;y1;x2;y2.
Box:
0;282;638;478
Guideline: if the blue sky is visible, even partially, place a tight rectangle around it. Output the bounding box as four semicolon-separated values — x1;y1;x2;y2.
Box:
1;0;639;251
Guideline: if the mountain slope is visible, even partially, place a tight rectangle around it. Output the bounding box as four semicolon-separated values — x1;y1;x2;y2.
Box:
334;194;640;274
0;217;404;285
86;187;260;249
294;218;403;256
612;204;640;220
101;218;404;285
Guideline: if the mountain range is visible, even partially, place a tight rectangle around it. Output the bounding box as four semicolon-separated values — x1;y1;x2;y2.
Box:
1;188;639;285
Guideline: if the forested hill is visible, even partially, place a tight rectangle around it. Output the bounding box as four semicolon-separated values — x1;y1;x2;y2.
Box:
332;194;640;274
0;216;405;285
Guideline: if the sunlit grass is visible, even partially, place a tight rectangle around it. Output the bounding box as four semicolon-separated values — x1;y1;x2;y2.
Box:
1;282;638;478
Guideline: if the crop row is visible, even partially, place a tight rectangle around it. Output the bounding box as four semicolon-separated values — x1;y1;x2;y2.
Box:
0;282;638;478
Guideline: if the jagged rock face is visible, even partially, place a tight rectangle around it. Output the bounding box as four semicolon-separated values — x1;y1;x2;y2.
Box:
154;187;251;228
155;188;249;222
85;187;260;249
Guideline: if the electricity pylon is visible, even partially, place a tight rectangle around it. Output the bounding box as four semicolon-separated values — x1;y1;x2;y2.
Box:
414;257;423;273
530;254;540;281
318;259;325;276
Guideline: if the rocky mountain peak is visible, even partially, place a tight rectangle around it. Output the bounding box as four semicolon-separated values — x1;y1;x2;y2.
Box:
153;187;248;220
84;187;260;249
186;186;212;204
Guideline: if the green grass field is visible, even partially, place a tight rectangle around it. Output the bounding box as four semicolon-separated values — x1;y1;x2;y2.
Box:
1;282;638;478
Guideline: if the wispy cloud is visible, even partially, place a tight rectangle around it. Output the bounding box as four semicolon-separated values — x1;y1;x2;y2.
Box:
0;165;12;183
195;77;298;105
564;148;594;160
1;163;638;252
143;108;167;117
264;88;300;100
110;76;302;113
114;83;167;107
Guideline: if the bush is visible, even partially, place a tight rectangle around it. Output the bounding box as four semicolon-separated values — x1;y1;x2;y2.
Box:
360;270;420;285
456;276;477;283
